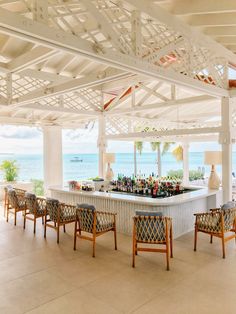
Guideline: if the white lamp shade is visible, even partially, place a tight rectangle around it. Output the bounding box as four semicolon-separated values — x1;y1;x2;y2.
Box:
204;151;222;165
103;153;116;164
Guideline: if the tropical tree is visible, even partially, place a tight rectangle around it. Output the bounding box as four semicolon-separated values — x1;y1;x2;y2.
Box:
134;141;144;176
135;141;143;155
150;142;161;177
150;142;174;178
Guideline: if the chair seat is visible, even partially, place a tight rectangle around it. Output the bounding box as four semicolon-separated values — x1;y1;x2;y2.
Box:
96;221;114;232
61;212;76;222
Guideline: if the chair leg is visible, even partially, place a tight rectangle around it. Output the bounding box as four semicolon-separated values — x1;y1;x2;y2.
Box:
23;211;26;229
135;243;138;255
222;234;226;259
132;237;136;268
57;225;60;244
33;217;36;234
194;226;198;251
210;235;213;243
73;221;77;251
44;216;47;238
14;211;17;226
92;234;96;257
63;224;66;233
42;216;44;225
114;228;117;250
166;240;170;271
6;205;9;222
170;231;173;258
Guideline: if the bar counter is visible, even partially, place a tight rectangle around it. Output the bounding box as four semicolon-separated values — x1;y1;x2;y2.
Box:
49;186;222;238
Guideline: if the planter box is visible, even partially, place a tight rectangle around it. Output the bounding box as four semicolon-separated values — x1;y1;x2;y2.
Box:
0;181;34;201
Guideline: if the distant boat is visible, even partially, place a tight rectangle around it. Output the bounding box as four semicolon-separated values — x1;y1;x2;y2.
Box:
70;157;83;162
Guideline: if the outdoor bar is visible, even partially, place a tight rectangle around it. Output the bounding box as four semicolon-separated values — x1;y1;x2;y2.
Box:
50;185;222;238
1;0;236;313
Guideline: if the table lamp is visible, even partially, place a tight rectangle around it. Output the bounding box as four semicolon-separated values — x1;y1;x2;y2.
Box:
204;151;222;189
104;153;116;181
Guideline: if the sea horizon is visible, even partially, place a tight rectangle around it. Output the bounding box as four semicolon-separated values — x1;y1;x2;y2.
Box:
0;152;233;182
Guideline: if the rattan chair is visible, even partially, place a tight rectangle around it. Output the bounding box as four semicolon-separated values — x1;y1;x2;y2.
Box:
73;204;117;257
44;198;76;243
3;185;12;217
24;193;46;234
194;207;236;258
132;211;173;270
6;188;26;225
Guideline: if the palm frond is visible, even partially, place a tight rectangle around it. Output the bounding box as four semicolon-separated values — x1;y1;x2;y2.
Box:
135;141;143;155
150;142;160;152
162;142;175;155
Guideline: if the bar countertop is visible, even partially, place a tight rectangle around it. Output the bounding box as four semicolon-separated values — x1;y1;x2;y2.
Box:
49;186;221;207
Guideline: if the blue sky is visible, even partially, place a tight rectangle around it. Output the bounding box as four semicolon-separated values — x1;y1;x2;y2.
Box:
0;124;222;154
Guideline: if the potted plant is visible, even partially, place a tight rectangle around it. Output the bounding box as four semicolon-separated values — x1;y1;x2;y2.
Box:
0;159;33;200
0;160;19;182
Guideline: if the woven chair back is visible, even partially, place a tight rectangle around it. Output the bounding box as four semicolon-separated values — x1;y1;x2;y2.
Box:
8;189;20;209
134;216;169;243
223;208;236;231
76;207;95;233
25;193;38;214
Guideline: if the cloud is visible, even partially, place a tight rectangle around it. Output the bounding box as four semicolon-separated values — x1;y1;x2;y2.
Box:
64;122;97;142
0;125;42;139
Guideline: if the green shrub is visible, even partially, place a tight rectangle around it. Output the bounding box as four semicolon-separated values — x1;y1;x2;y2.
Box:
167;169;204;181
166;169;183;180
0;160;19;182
31;179;44;196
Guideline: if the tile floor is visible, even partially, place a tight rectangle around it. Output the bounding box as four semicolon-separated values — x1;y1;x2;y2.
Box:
0;207;236;314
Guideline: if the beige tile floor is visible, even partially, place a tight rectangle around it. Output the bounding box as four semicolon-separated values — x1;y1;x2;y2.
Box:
0;207;236;314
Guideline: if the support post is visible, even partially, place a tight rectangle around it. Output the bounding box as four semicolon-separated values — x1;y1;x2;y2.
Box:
134;142;137;176
219;97;232;203
182;143;190;186
43;126;63;194
97;116;107;178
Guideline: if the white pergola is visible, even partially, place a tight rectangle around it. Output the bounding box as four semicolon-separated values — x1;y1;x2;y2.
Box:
0;0;235;202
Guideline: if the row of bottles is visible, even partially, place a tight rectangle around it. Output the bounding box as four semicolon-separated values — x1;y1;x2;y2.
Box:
111;174;183;198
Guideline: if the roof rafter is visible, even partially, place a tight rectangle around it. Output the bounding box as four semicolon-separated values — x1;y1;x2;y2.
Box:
10;68;130;108
105;95;215;116
126;0;236;64
0;7;228;97
106;126;222;140
7;46;57;73
169;0;236;16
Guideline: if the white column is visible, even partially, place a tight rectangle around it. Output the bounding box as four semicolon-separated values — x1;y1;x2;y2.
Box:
220;97;232;203
182;143;189;186
43;126;63;193
134;142;137;176
97;116;107;178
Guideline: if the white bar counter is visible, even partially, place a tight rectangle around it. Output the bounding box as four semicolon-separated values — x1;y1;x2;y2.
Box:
49;186;222;238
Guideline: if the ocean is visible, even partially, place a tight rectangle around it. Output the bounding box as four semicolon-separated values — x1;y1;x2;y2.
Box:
0;152;230;182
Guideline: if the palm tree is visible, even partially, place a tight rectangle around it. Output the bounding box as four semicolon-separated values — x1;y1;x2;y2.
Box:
134;141;143;176
135;141;143;155
150;142;174;177
150;142;161;177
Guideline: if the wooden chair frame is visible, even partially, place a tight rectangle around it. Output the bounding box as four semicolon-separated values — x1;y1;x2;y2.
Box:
132;216;173;271
44;202;76;244
194;209;236;258
4;187;25;217
24;195;46;234
73;208;117;257
6;188;26;226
